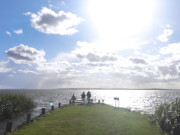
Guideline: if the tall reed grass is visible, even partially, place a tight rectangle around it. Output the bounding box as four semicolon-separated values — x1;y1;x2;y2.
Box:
153;98;180;135
0;94;35;119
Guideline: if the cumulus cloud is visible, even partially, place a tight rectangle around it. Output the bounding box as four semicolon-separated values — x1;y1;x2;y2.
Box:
129;57;147;65
25;7;83;35
158;65;178;77
5;44;45;63
156;58;180;81
76;52;117;62
74;41;118;63
14;29;23;34
3;40;180;89
157;25;173;42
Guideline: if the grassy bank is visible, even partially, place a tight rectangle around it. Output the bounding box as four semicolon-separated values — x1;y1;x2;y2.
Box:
9;104;165;135
0;95;35;119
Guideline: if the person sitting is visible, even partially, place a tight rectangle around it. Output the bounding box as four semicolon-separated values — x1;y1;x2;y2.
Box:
71;93;76;103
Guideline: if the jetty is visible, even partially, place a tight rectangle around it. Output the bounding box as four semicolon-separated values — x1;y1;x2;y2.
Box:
7;103;164;135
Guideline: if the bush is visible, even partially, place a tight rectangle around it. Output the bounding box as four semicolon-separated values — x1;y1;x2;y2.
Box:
0;94;36;119
153;98;180;135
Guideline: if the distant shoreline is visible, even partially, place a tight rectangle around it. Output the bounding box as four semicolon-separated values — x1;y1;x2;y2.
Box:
0;88;180;90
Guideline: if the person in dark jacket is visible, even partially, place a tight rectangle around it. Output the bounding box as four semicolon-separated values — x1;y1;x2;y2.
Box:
87;91;91;99
81;92;85;100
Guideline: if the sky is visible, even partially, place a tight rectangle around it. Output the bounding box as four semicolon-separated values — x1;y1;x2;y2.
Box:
1;0;180;89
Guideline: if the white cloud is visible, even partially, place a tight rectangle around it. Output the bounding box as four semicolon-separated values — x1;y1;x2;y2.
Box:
14;29;23;34
160;43;180;54
5;44;45;64
0;67;10;73
25;7;84;35
6;31;11;36
24;12;31;15
160;42;180;61
2;40;180;89
157;25;173;42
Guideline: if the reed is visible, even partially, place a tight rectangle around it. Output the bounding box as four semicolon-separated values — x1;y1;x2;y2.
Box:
152;98;180;135
0;94;35;119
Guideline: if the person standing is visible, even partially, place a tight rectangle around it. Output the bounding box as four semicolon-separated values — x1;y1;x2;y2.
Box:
87;91;91;99
81;92;86;100
87;91;91;104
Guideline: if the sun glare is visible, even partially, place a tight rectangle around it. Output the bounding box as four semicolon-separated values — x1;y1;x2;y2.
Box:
87;0;157;50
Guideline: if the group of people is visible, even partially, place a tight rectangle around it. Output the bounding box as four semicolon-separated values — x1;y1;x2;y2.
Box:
70;91;91;103
81;91;91;99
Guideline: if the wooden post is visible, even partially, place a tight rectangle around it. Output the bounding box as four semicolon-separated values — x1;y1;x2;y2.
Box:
114;97;116;108
27;114;31;123
6;121;12;133
51;106;54;111
58;103;61;108
41;108;45;115
118;99;119;109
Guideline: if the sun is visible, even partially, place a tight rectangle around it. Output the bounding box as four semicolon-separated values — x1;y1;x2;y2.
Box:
87;0;157;50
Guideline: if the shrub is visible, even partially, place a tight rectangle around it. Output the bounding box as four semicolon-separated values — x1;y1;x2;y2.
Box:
0;94;36;119
153;98;180;135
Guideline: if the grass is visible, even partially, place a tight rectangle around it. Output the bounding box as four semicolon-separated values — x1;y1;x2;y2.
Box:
0;94;35;119
9;104;165;135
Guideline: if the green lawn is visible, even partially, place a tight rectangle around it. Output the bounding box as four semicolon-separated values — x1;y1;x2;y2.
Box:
9;104;164;135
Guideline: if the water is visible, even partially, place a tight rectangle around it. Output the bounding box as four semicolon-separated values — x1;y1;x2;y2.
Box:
0;89;180;133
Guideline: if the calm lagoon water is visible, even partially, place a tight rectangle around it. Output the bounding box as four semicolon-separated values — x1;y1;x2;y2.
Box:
0;89;180;132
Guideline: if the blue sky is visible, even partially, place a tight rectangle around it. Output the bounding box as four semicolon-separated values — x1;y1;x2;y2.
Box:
1;0;180;89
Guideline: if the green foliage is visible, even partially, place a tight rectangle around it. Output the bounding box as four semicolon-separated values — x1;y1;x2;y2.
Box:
153;98;180;135
0;94;35;119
